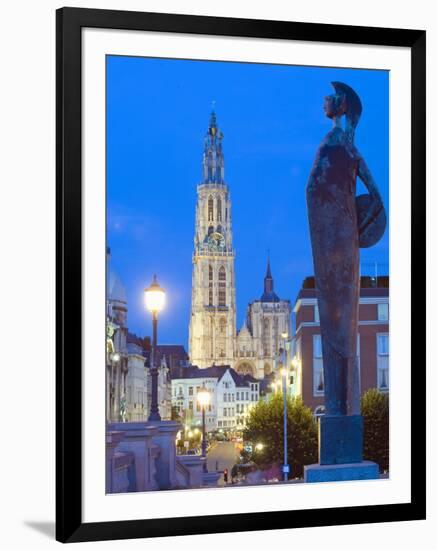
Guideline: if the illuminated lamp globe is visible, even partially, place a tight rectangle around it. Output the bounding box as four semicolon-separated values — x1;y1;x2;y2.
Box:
144;274;166;313
197;387;211;407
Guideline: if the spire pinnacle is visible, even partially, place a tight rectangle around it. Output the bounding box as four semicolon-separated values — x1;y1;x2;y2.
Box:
202;109;224;184
264;255;273;293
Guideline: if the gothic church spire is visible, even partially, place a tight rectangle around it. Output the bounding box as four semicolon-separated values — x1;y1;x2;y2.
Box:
202;109;224;184
261;255;280;303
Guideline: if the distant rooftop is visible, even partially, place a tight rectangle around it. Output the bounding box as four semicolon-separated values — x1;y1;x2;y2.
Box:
172;364;258;387
295;275;389;305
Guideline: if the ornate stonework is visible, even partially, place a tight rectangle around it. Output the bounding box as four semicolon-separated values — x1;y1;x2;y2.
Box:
189;113;291;379
189;111;237;368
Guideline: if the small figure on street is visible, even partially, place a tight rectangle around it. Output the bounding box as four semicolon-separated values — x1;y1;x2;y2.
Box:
231;464;239;484
215;460;219;471
223;468;228;484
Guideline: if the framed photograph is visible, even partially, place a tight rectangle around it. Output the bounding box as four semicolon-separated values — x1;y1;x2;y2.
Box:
56;7;426;543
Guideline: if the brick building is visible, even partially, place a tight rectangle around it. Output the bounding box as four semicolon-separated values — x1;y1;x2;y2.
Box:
292;276;389;415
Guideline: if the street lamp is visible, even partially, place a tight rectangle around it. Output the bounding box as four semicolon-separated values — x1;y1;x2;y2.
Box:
197;385;211;472
281;366;290;482
144;274;166;421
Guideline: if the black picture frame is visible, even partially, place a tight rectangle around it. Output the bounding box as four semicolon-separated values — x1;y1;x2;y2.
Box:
56;7;426;543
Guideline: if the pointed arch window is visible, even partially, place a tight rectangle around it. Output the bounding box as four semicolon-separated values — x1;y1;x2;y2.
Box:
218;266;226;306
208;196;214;221
263;318;270;357
208;265;213;306
217;196;222;222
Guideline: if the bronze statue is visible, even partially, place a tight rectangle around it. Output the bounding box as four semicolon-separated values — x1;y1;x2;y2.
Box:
307;81;386;421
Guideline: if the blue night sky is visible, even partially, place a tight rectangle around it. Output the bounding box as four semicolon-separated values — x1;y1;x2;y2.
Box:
107;55;389;348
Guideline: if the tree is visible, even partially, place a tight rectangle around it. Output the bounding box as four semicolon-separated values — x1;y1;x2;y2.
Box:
361;388;389;473
243;395;317;478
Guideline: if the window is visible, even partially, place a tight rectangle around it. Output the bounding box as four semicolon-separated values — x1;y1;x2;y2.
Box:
223;408;227;417
378;303;389;321
189;401;193;411
313;334;323;358
246;392;249;400
314;304;320;323
196;403;200;412
188;386;193;396
208;266;213;306
218;267;226;306
219;317;226;335
208;196;213;221
313;334;324;395
224;393;227;402
217;196;222;222
377;333;389;391
263;318;270;356
236;392;240;400
218;420;222;427
377;334;389;355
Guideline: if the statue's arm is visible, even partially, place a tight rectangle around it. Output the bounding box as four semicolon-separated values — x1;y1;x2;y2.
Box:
357;155;384;229
357;156;382;203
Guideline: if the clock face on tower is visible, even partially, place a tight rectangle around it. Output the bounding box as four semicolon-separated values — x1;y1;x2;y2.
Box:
208;232;225;251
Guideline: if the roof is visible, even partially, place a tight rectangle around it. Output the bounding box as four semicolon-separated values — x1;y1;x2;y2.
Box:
295;275;389;304
172;365;258;387
260;291;281;303
107;270;127;304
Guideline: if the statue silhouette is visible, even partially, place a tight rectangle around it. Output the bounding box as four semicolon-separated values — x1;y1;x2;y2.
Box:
306;82;386;417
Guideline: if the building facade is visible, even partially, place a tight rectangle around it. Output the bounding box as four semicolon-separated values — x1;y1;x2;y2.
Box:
106;249;172;422
172;365;260;432
292;276;389;414
126;343;150;422
106;248;129;422
237;260;291;378
188;112;291;380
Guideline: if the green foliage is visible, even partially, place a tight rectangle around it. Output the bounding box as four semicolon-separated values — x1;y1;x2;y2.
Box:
361;388;389;473
243;395;318;478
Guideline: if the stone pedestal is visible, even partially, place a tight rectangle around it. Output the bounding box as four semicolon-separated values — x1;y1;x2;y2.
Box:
305;414;379;483
148;420;181;490
319;415;363;465
106;431;125;493
202;470;221;487
108;421;159;492
176;455;204;488
304;461;379;482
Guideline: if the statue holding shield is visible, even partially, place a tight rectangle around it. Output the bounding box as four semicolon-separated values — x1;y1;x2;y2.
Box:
305;82;386;473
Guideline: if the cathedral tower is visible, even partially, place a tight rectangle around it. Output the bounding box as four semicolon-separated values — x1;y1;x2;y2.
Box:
189;112;236;368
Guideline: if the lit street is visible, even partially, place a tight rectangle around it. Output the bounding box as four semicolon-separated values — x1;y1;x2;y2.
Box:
207;441;240;486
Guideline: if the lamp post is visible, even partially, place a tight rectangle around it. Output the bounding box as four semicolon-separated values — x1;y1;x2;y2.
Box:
281;367;289;481
197;385;211;472
144;274;166;422
280;331;289;482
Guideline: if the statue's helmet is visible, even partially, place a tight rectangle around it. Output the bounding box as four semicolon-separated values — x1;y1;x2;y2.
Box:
331;81;362;132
